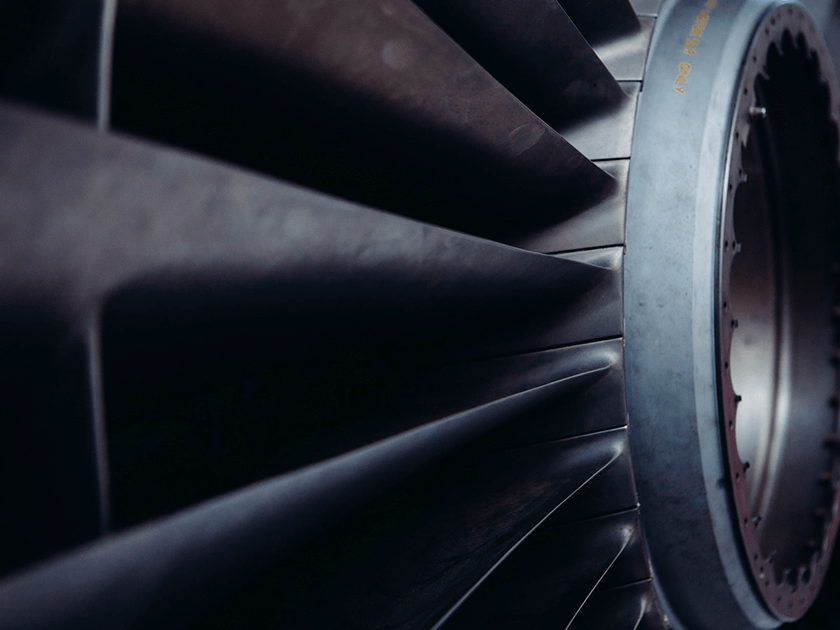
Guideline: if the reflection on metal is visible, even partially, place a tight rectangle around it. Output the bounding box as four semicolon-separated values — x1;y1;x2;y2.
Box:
593;16;656;80
560;82;640;160
510;159;629;253
2;0;840;629
720;6;840;618
627;0;840;628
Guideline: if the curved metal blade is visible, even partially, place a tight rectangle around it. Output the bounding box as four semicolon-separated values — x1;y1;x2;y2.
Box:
0;0;113;125
111;0;616;243
438;494;644;629
411;0;628;129
0;104;623;577
558;0;641;46
0;382;626;630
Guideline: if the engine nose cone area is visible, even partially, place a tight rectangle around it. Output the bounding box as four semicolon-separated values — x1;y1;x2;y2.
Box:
625;1;840;628
720;8;840;620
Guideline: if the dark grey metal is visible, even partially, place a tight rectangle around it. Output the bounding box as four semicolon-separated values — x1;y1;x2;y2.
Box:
594;17;655;81
0;0;113;124
0;99;629;591
510;159;629;253
410;0;629;130
561;82;640;160
626;0;786;628
0;1;694;629
420;435;645;630
572;580;666;630
0;393;629;630
559;0;642;46
718;6;840;618
626;0;840;627
109;0;616;248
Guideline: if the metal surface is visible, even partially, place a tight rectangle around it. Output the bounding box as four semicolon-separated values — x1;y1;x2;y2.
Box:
718;6;840;618
440;505;647;629
626;0;840;627
631;0;666;17
110;0;616;247
561;82;640;160
560;0;642;46
594;16;656;81
0;97;652;628
411;0;629;130
8;0;813;628
0;0;109;122
510;159;629;253
0;371;624;630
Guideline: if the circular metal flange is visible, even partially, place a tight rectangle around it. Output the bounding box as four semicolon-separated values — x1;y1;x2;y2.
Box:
719;4;840;620
625;0;840;628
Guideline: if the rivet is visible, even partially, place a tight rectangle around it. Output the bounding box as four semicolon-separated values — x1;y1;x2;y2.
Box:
753;515;762;526
749;106;768;118
732;319;739;328
735;394;743;404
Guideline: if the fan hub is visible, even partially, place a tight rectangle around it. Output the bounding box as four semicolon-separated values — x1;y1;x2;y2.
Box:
626;0;840;627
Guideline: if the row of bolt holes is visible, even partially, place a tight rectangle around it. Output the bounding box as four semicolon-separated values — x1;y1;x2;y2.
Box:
723;228;817;610
731;10;818;611
722;236;737;434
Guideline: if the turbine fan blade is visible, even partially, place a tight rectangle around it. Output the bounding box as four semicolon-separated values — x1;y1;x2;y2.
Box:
558;0;641;46
109;0;617;245
410;0;628;129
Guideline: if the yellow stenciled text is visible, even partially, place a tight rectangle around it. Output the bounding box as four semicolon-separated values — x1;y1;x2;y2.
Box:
674;62;692;94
